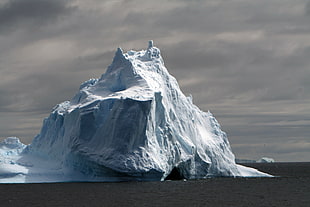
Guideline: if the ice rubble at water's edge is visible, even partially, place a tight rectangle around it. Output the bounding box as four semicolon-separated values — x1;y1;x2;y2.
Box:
0;41;271;183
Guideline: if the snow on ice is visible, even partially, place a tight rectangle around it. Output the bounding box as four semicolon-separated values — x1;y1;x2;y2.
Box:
0;41;271;183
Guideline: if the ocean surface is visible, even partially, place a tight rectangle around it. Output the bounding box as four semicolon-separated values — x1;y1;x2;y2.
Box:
0;162;309;207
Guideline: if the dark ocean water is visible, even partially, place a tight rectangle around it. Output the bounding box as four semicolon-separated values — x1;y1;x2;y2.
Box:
0;162;309;207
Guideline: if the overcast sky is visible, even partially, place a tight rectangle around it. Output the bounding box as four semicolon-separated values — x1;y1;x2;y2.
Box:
0;0;309;162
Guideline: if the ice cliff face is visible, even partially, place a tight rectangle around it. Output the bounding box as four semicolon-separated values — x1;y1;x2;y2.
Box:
0;41;270;182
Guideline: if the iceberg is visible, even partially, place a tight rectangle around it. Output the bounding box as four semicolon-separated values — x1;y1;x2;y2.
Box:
257;157;275;163
0;41;270;183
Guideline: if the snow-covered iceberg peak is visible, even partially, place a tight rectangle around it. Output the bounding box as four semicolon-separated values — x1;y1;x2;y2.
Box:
0;41;270;183
148;40;153;48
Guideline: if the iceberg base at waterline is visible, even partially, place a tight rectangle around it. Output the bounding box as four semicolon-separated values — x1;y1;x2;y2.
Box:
0;137;270;183
0;41;271;183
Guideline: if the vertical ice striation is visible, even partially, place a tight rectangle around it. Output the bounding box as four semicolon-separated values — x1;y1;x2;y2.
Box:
0;41;271;183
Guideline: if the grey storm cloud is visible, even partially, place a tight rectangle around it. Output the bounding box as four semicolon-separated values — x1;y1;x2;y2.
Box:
0;0;309;161
164;40;310;106
0;0;76;34
304;0;310;15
